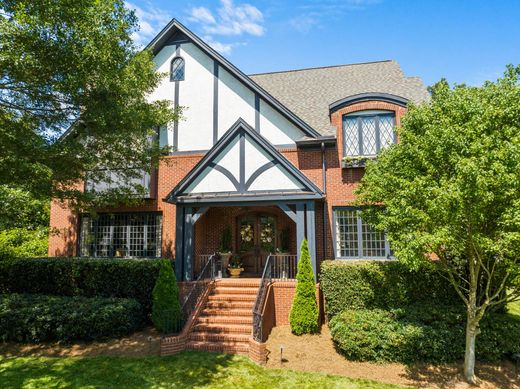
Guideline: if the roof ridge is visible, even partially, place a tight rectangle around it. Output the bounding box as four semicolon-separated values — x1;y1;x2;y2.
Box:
248;60;395;77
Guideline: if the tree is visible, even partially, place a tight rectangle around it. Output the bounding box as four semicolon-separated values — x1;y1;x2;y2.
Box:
152;259;181;334
289;239;319;335
356;65;520;383
0;1;179;207
0;185;49;259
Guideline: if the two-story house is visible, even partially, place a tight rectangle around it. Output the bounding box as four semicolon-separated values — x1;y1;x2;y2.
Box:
48;19;429;359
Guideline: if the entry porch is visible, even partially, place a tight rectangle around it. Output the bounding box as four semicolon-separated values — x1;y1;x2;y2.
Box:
174;201;317;282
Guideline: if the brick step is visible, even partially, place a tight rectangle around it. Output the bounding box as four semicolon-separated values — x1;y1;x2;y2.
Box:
208;294;256;303
201;308;252;317
215;279;261;287
196;315;253;325
188;332;250;343
186;340;249;355
213;287;259;295
205;301;254;310
192;323;251;334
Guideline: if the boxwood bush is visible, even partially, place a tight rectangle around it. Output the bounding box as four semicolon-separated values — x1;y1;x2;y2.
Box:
320;260;460;318
0;257;168;314
0;294;145;342
329;304;520;364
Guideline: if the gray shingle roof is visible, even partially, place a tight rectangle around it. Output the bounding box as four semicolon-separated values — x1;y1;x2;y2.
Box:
249;60;430;136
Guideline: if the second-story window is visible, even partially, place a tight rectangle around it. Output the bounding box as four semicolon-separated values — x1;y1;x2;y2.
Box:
170;57;185;81
343;110;396;157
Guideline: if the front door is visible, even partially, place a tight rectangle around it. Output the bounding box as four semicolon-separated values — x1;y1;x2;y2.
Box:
237;214;277;274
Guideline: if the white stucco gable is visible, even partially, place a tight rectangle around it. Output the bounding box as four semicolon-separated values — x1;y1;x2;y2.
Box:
167;119;323;203
147;20;320;153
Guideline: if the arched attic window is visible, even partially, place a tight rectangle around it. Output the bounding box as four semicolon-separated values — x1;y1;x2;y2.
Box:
328;93;408;158
170;57;185;81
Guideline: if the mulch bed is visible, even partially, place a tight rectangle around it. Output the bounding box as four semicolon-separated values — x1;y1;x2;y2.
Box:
265;325;519;389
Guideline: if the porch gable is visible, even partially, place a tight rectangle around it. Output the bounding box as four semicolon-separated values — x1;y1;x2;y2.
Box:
166;118;323;203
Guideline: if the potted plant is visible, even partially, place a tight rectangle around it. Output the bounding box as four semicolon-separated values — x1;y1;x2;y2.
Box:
227;255;244;278
219;227;232;269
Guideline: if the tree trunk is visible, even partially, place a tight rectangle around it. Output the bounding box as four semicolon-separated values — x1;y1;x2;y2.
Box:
464;314;477;384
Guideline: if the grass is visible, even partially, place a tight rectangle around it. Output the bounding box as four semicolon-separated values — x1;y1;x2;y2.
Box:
0;352;406;389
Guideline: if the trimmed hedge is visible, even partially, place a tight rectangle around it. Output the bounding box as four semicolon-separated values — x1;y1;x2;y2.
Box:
329;305;520;364
0;257;168;314
0;293;145;342
152;259;182;333
320;260;460;318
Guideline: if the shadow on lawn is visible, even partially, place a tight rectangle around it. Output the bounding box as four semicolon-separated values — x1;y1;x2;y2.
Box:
0;352;237;389
403;361;519;389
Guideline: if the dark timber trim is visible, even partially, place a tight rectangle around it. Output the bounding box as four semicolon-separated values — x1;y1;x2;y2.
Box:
254;93;260;133
244;161;274;190
209;163;240;191
173;43;181;149
329;92;408;113
213;61;219;145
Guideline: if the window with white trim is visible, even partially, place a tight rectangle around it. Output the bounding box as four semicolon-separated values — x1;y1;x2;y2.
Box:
79;213;162;258
334;208;391;259
343;110;396;157
170;57;185;81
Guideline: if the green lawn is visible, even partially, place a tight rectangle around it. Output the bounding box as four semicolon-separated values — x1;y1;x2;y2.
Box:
0;352;405;389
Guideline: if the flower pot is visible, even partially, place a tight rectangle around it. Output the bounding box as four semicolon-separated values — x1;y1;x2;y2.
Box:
228;267;244;278
220;252;232;269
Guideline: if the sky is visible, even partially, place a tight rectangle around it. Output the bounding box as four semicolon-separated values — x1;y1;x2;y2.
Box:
126;0;520;87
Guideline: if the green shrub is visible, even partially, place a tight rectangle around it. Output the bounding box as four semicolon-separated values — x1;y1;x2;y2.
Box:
320;260;460;318
0;227;48;260
329;305;520;364
0;257;167;314
0;293;145;342
289;239;319;335
152;259;182;333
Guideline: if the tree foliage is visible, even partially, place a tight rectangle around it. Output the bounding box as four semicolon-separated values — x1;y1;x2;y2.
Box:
289;239;319;335
0;0;179;207
152;259;181;334
0;186;49;259
356;65;520;382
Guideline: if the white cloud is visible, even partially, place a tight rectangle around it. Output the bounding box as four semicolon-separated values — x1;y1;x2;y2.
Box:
190;7;216;25
188;0;264;37
289;16;319;34
289;0;382;33
203;36;237;55
187;0;264;55
126;2;172;46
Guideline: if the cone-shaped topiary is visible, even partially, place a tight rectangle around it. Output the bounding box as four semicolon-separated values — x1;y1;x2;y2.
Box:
152;259;182;333
289;239;319;335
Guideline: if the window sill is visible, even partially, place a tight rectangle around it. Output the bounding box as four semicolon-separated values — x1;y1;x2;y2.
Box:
341;156;377;168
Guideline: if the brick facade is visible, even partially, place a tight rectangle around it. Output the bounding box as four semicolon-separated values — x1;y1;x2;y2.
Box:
48;100;406;269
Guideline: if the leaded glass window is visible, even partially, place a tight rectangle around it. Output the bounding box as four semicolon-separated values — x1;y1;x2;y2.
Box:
343;111;396;157
79;213;162;258
170;57;185;81
334;208;391;259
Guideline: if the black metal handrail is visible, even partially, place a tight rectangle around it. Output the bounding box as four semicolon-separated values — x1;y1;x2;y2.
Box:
252;254;273;342
252;254;297;341
181;252;219;325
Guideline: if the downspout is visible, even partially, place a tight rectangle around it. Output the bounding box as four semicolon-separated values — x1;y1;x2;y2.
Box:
321;142;327;261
